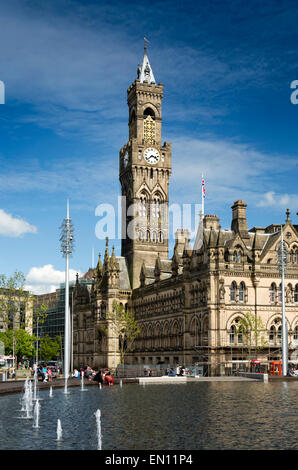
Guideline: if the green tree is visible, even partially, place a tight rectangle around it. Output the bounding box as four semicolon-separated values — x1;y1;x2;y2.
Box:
0;329;36;363
39;335;61;362
0;272;31;368
102;300;140;366
237;311;268;359
0;271;48;367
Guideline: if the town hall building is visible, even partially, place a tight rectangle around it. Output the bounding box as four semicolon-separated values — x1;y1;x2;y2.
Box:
66;47;298;374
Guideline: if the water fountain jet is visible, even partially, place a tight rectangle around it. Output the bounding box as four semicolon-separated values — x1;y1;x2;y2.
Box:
95;409;102;450
57;419;62;441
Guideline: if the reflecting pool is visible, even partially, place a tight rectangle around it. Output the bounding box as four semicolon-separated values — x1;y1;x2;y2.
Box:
0;381;297;450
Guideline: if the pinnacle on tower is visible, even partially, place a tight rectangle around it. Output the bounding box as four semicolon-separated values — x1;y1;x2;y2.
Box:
138;45;156;84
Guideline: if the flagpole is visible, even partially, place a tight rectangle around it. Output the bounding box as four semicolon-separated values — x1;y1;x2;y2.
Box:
201;173;205;220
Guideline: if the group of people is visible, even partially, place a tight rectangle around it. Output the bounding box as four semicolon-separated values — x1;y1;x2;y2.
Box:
72;365;114;386
72;365;96;380
93;368;114;387
165;365;186;377
36;365;56;382
287;366;298;377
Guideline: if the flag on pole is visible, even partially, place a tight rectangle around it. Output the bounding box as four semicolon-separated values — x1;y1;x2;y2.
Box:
202;175;205;199
194;173;205;251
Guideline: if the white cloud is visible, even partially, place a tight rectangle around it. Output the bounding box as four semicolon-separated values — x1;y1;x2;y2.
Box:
0;209;37;237
25;264;82;295
170;136;298;207
257;191;298;208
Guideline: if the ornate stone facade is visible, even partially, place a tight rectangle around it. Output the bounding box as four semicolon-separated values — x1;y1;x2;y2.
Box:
72;49;298;373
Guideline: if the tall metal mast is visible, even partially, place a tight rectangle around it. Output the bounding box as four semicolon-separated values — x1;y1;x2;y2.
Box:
277;224;288;376
60;200;74;378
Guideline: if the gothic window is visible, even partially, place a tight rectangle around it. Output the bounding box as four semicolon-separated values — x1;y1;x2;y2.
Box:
229;317;243;345
159;231;164;243
202;318;208;346
277;325;282;344
269;325;275;344
230;282;237;302
143;107;155;119
278;284;282;302
269;283;276;303
146;230;150;242
233;249;242;263
152;231;157;243
269;318;282;345
294;326;298;342
239;282;245;302
230;324;236;344
290;246;298;264
151;197;160;218
294;285;298;303
139;195;147;217
138;230;144;241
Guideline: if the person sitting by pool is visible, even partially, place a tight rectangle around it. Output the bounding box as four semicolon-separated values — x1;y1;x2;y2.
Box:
103;368;114;386
93;370;103;387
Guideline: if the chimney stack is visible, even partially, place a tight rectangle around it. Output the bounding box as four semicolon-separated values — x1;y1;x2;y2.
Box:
231;200;249;239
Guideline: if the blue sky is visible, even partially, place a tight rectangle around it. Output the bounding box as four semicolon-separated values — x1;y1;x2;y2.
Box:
0;0;298;293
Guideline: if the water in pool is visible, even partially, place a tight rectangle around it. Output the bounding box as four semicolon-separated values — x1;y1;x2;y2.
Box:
0;381;297;450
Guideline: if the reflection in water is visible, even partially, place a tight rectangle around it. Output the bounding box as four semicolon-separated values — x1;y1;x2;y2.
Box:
0;381;297;450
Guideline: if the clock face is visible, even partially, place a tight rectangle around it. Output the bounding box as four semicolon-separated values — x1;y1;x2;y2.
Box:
123;151;129;168
144;147;160;165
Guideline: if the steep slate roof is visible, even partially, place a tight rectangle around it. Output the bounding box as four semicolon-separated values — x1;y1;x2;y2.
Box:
117;256;131;290
82;268;95;280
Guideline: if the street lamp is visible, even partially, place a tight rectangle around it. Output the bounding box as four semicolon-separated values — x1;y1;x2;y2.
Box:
277;225;288;376
60;200;74;379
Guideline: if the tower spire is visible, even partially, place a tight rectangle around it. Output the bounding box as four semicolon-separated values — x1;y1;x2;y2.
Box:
138;42;156;84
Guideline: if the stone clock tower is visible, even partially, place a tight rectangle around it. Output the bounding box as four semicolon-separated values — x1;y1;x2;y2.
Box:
119;46;172;289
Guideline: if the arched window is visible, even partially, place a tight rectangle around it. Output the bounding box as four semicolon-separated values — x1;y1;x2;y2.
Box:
294;285;298;303
230;282;237;301
230;324;236;344
238;325;243;344
146;230;150;242
290;246;298;264
152;231;157;243
233;251;237;263
294;326;298;343
159;231;164;243
237;251;241;263
151;197;160;218
138;230;144;241
278;284;282;302
229;317;243;345
139;195;147;217
239;282;245;302
277;325;282;344
269;325;275;344
143;107;155;119
269;318;282;345
269;283;276;302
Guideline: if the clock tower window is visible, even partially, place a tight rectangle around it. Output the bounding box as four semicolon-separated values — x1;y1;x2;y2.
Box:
143;107;155;119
